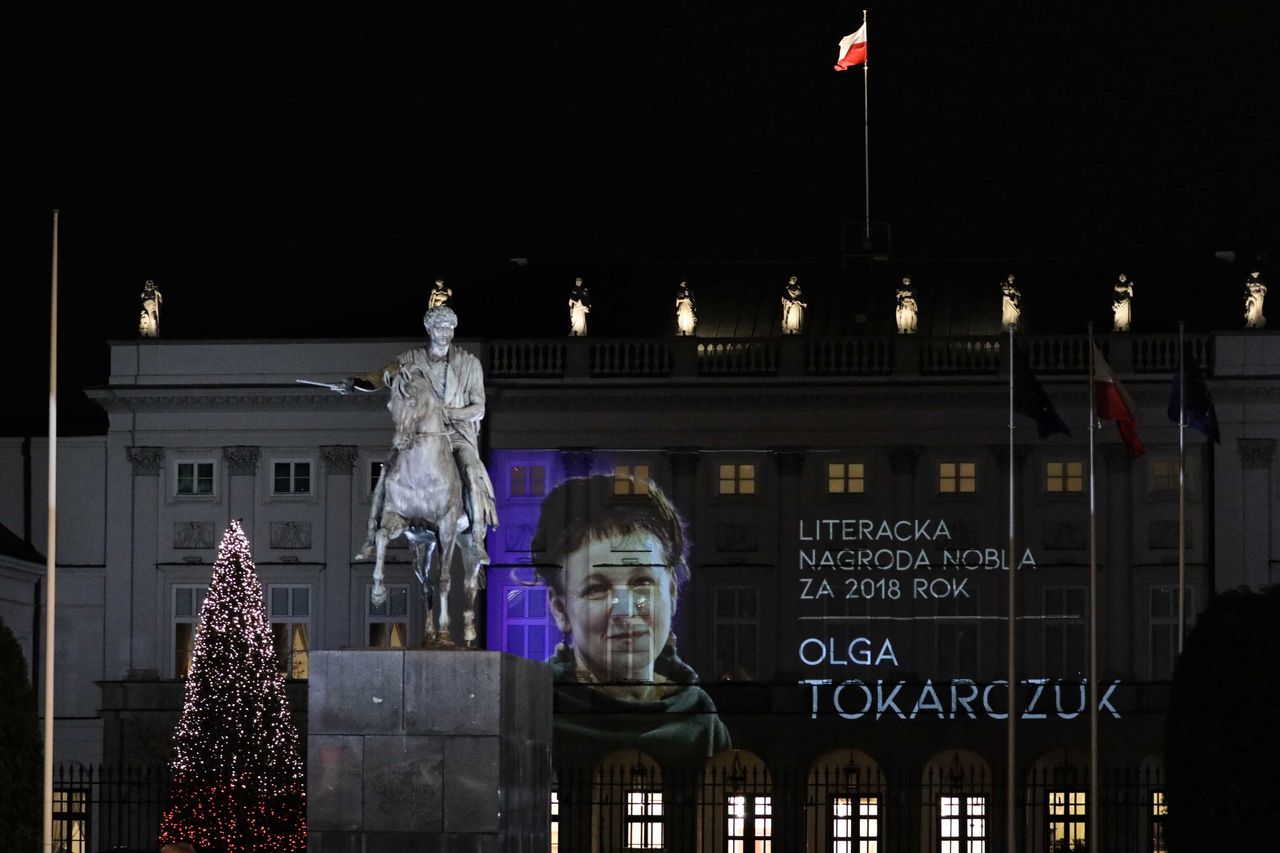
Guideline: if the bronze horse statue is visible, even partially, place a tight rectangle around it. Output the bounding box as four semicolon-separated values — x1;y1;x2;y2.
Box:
371;366;485;646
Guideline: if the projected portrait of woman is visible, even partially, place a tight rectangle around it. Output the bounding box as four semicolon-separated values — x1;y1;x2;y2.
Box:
532;474;731;764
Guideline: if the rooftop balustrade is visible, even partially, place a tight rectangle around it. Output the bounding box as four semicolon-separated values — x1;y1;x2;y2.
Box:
484;333;1215;381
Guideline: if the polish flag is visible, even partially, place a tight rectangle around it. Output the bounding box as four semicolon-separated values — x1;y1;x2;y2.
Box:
835;23;868;71
1093;345;1145;457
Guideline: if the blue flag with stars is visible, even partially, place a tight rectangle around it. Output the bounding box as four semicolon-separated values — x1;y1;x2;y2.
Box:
1167;350;1220;444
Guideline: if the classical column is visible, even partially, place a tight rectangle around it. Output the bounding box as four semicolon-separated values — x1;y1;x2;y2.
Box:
125;447;164;677
773;445;806;665
1101;445;1134;679
1237;439;1276;589
770;448;807;853
988;441;1030;638
988;443;1031;541
665;450;701;662
560;449;593;479
223;446;260;547
322;445;358;650
667;450;700;516
887;445;922;519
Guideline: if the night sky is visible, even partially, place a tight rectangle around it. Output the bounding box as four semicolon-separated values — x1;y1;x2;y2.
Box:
7;2;1278;432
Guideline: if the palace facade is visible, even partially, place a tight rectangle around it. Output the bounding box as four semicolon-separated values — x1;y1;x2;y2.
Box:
2;261;1277;851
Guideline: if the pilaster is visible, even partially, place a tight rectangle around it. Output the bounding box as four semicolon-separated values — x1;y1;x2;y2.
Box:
322;445;358;649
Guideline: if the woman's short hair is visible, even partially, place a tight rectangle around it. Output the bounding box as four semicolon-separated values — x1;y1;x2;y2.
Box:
531;474;690;594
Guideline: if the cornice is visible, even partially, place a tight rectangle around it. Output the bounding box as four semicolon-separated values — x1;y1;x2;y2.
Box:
82;374;1280;416
87;388;389;413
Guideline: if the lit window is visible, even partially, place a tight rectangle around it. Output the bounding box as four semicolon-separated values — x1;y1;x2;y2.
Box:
173;584;208;678
940;794;986;853
626;790;663;850
52;789;88;853
511;464;547;497
1046;461;1084;493
727;794;772;852
367;584;410;648
939;462;976;494
832;796;878;853
268;584;311;679
714;587;759;681
828;462;866;495
719;463;757;495
1047;790;1086;852
273;461;312;494
501;583;552;662
1149;458;1179;494
1150;587;1195;680
613;464;651;495
550;790;560;853
1151;790;1167;853
176;461;215;496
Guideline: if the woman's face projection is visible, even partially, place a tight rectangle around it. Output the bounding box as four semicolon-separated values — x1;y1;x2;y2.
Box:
550;531;676;683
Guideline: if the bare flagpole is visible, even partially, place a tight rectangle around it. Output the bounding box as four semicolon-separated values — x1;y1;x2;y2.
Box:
42;209;60;853
1006;323;1017;853
1178;321;1187;653
862;8;871;248
1087;323;1099;850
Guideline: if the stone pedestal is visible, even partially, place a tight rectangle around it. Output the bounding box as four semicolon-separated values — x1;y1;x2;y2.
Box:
307;650;552;853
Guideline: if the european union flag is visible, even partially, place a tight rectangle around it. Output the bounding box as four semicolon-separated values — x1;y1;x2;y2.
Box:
1013;346;1071;438
1167;351;1221;444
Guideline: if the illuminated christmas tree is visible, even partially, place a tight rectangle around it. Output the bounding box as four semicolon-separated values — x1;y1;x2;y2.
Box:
159;520;306;853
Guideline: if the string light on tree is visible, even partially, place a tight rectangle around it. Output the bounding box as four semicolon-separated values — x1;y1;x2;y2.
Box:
159;520;306;853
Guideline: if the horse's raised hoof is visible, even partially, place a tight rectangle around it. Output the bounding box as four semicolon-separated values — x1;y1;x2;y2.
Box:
370;583;387;607
421;632;456;650
353;543;376;562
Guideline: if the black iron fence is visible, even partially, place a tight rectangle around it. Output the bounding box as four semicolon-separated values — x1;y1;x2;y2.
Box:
51;764;169;853
55;761;1166;852
552;761;1168;853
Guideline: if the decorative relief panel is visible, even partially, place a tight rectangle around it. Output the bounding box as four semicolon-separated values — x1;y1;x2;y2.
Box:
1237;438;1276;470
668;450;699;477
948;521;980;548
1149;520;1192;549
1101;445;1132;469
223;445;260;474
715;522;760;553
504;523;537;554
174;521;215;550
1042;520;1087;550
269;521;312;549
887;445;921;475
127;446;165;475
321;445;358;474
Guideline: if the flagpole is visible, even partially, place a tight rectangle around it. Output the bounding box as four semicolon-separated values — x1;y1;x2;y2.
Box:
862;8;871;249
1087;323;1099;851
42;209;60;853
1006;323;1017;853
1178;321;1186;654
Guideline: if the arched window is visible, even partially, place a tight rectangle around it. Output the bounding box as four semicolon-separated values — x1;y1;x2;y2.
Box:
807;749;885;853
703;750;772;852
920;749;994;853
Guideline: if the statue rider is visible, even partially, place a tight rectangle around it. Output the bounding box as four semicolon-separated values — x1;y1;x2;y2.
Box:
344;306;498;567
